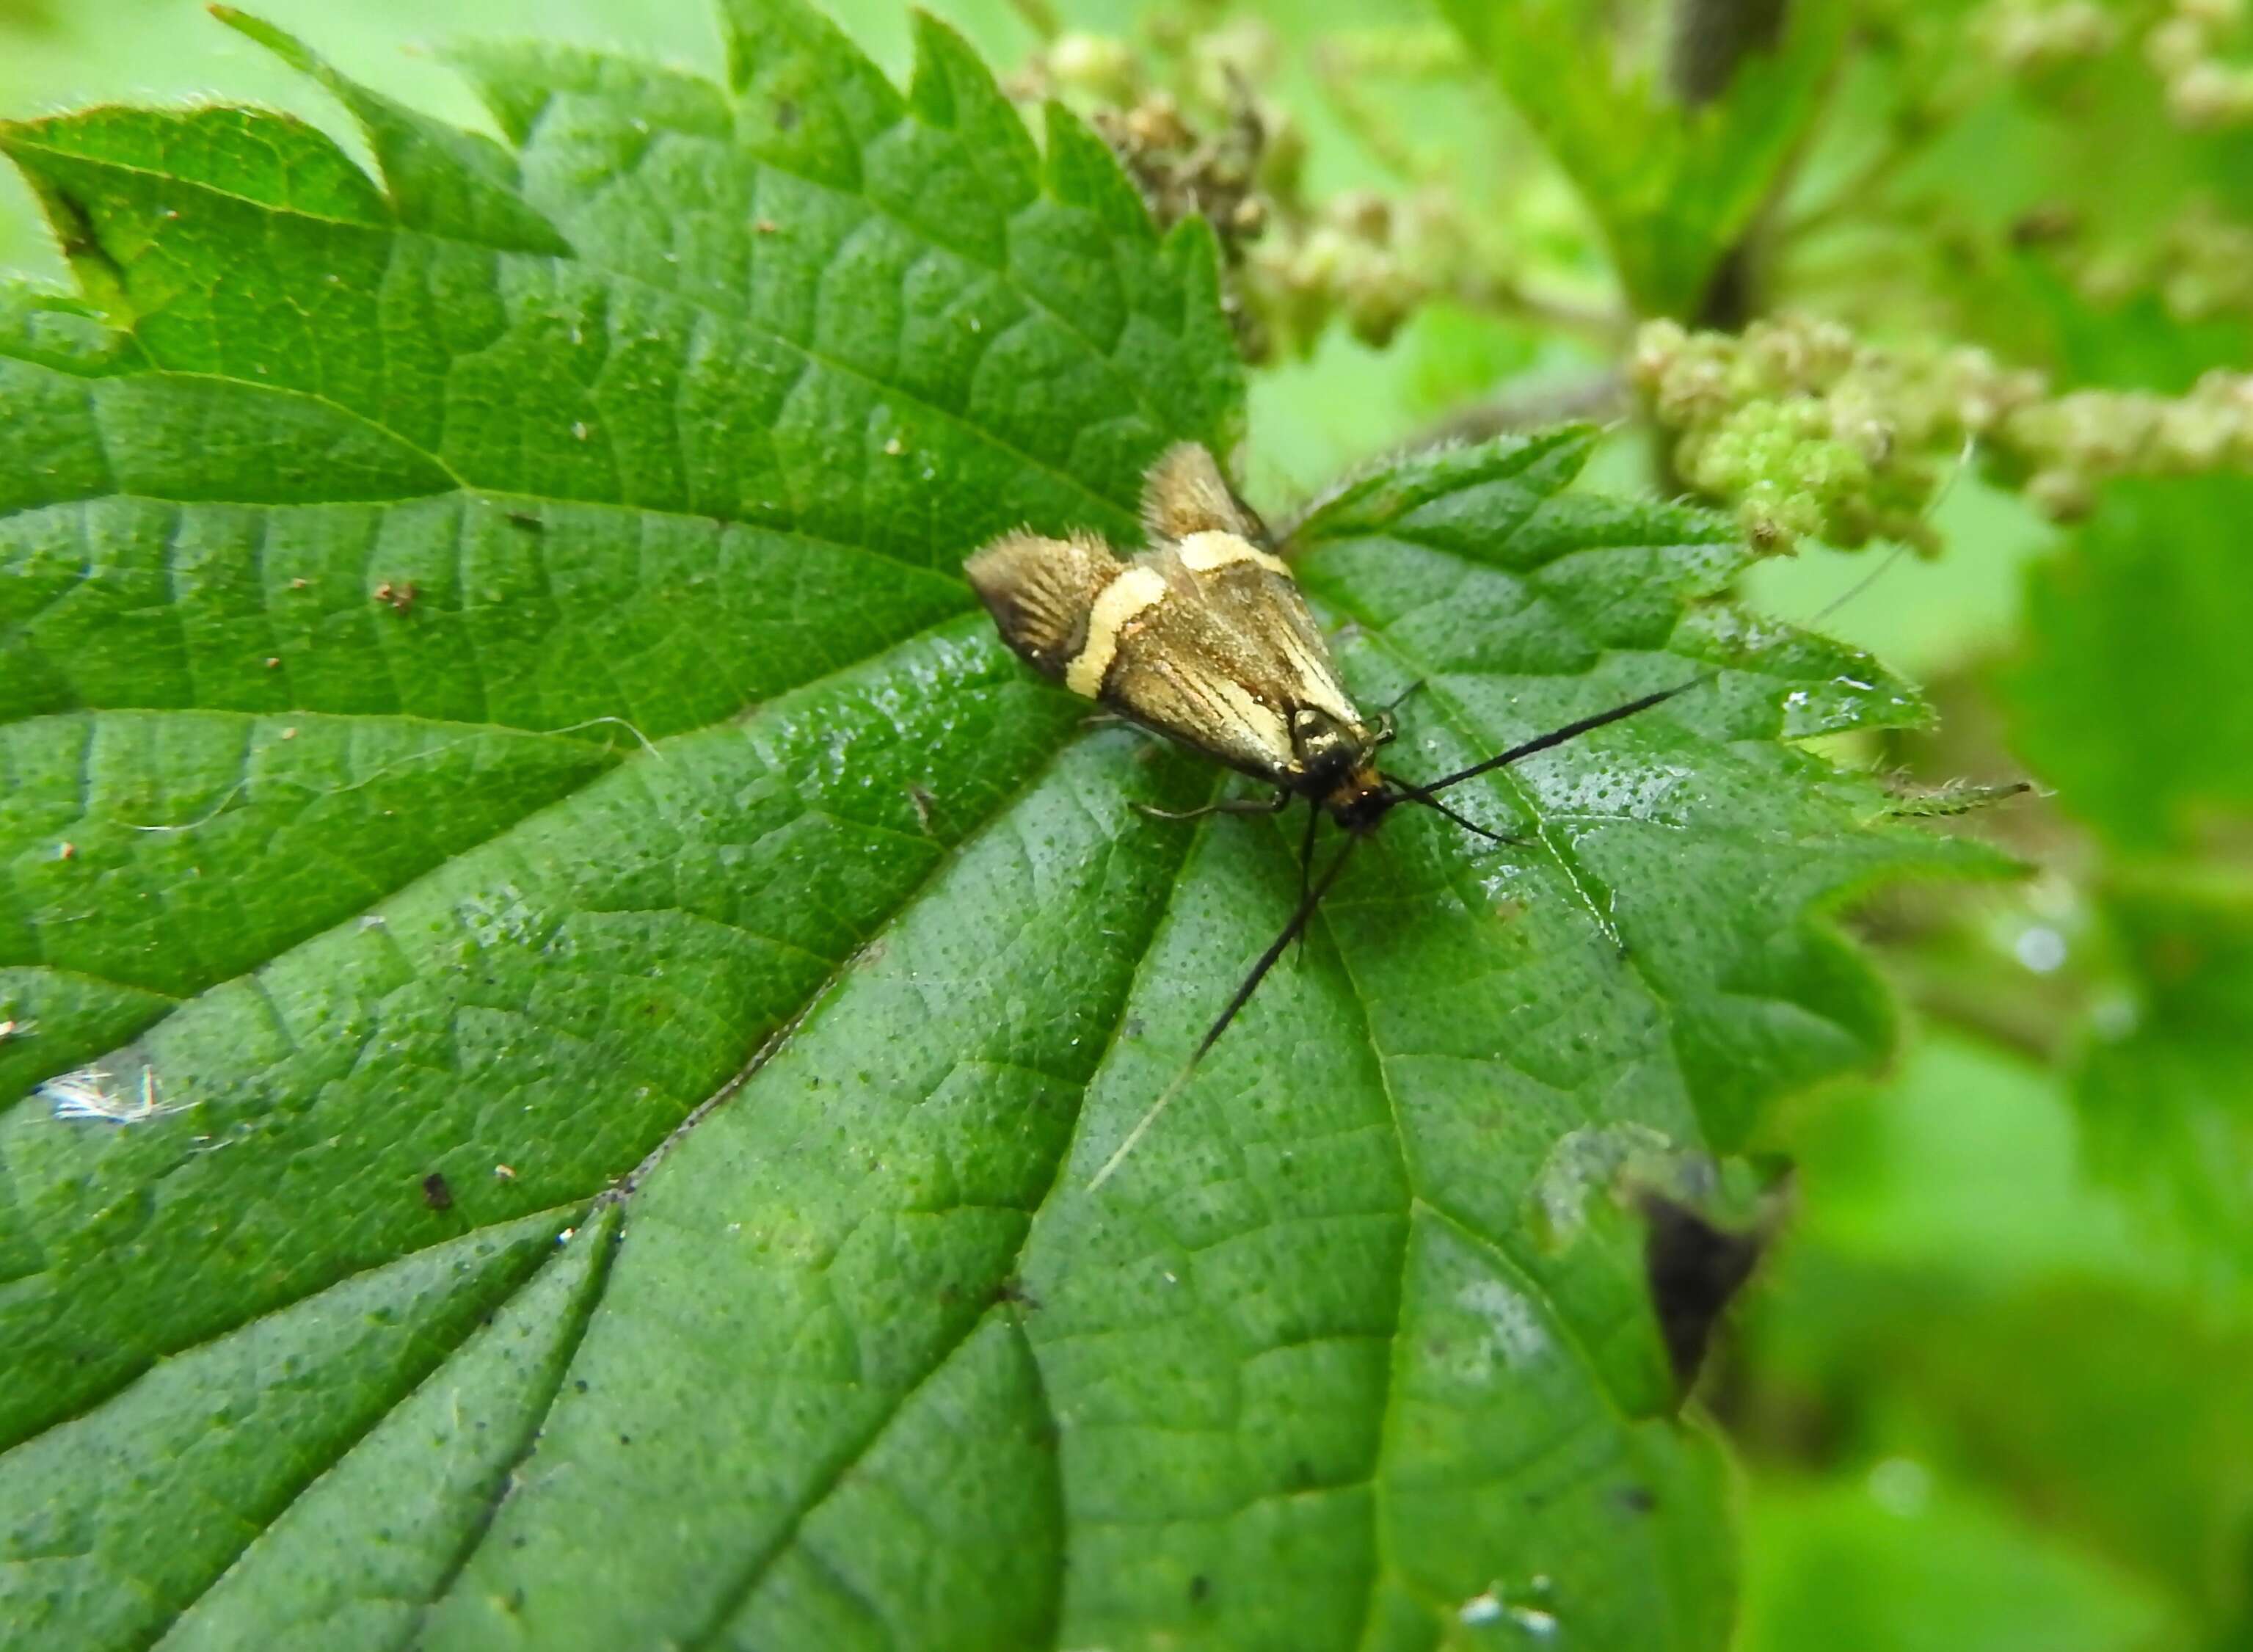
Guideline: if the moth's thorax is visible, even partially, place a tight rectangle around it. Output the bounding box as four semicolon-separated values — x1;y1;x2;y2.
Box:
1288;705;1372;791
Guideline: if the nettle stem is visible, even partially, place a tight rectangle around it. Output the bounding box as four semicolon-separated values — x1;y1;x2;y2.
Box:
1668;0;1788;106
1670;0;1791;328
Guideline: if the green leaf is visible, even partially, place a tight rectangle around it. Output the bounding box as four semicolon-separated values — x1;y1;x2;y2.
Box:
2006;476;2253;854
1739;1474;2180;1652
1995;361;2253;1298
1736;1034;2253;1641
2075;869;2253;1273
1437;0;1844;319
0;7;1987;1648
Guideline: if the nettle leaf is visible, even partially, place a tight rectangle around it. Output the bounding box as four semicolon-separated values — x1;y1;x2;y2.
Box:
0;6;1990;1648
1438;0;1843;319
2004;476;2253;1273
2007;476;2253;855
2075;871;2253;1275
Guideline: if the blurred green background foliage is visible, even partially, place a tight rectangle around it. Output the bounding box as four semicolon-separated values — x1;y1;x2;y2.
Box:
5;0;2247;1645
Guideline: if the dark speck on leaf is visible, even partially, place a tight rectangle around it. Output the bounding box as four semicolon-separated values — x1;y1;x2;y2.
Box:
506;511;544;532
1618;1484;1657;1514
421;1172;454;1212
1190;1575;1212;1604
1642;1191;1764;1391
575;1379;589;1393
774;99;798;130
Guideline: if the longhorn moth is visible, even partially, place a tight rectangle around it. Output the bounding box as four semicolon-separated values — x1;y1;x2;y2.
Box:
964;444;1706;1186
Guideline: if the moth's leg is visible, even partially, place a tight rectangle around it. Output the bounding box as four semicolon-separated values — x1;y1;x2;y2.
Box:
1080;710;1129;730
1374;681;1426;743
1134;789;1292;822
1292;801;1322;965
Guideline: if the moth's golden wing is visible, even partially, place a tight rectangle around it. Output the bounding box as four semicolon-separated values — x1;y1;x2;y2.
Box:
1099;539;1364;787
964;502;1367;790
1140;443;1269;545
962;529;1123;677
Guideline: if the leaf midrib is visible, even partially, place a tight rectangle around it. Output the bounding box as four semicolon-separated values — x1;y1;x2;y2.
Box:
616;739;1229;1648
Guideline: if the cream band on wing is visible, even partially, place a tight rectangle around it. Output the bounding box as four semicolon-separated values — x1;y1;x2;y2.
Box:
1204;674;1293;761
1176;530;1292;578
1065;564;1169;698
1273;627;1361;726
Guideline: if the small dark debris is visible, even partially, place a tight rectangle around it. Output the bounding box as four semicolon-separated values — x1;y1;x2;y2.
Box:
1617;1483;1656;1515
1642;1192;1764;1391
1189;1575;1212;1604
994;1276;1041;1311
2009;203;2081;247
506;511;545;532
773;99;799;131
575;1379;590;1393
421;1172;454;1212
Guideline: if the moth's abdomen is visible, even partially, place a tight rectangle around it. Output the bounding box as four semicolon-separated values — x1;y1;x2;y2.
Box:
963;530;1123;680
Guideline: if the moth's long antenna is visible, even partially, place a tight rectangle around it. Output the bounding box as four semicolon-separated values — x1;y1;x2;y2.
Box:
1419;675;1714;798
1807;543;1908;630
1378;771;1518;844
1411;437;1962;810
1803;432;1978;630
1088;834;1362;1190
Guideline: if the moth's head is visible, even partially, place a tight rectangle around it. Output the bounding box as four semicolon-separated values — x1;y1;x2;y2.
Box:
1325;764;1395;833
